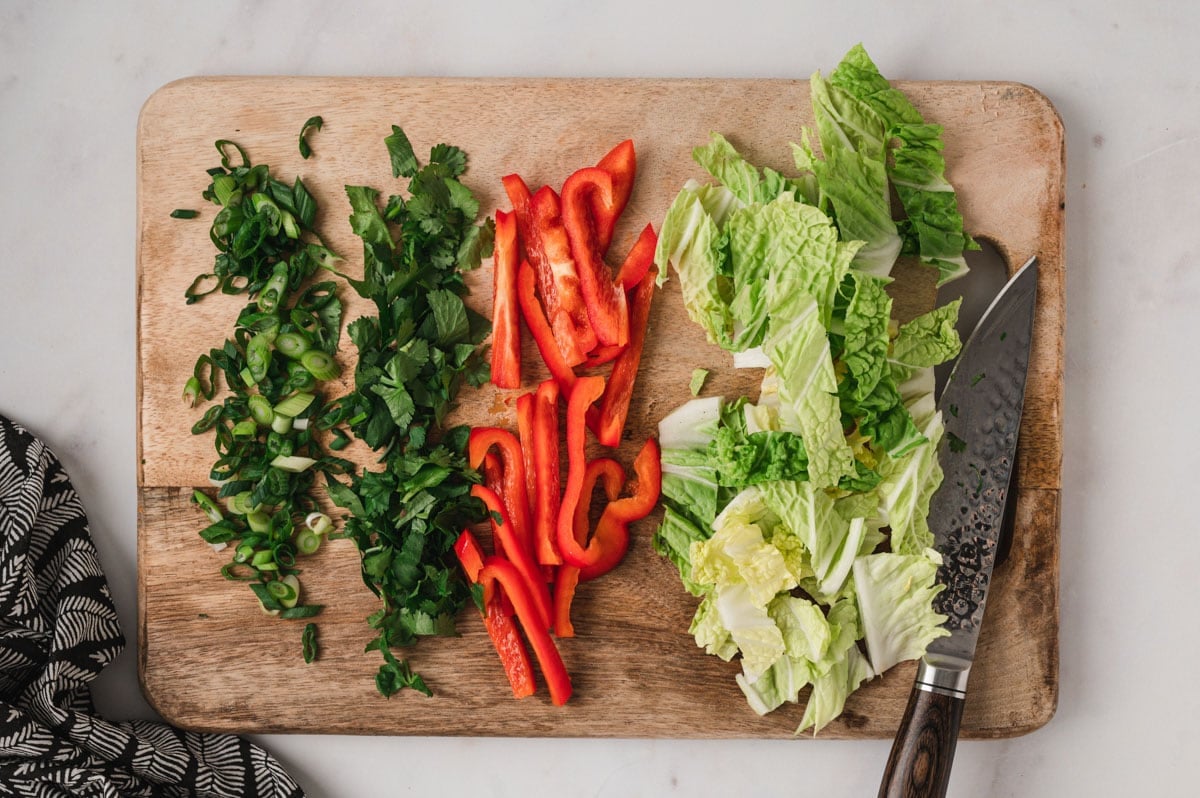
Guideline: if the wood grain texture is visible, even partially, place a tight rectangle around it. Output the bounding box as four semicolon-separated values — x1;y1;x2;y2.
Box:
136;77;1064;737
879;688;964;798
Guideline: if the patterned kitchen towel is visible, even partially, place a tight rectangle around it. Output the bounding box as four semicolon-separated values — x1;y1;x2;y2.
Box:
0;415;304;798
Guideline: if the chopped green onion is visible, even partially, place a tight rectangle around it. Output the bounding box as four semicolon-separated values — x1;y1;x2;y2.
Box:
171;208;199;219
305;512;333;536
271;413;294;434
184;273;221;304
270;454;317;473
274;392;315;418
300;350;340;381
234;543;255;563
281;605;323;620
221;562;259;581
239;367;255;388
191;406;223;435
231;419;257;439
247;394;274;426
286;360;316;391
273;543;297;568
199;521;237;544
302;622;318;663
281;210;301;239
280;575;301;608
211;174;238;205
245;332;273;383
251;549;277;569
298;116;323;160
229;490;258;515
266;577;298;606
183;377;202;407
250;582;282;614
295;529;321;555
246;510;272;533
191;490;223;524
328;428;350;451
274;332;311;359
257;263;289;312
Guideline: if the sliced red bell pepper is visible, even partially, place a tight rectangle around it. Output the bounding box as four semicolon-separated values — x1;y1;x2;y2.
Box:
454;529;535;699
478;555;573;706
483;596;536;698
471;484;553;633
593;139;636;255
531;379;563;566
490;210;521;389
553;457;624;637
614;223;657;291
579;438;661;582
502;173;533;259
555;376;609;570
468;427;533;557
528;186;596;364
517;259;577;392
479;452;509;562
590;268;656;447
515;391;539;509
454;527;487;582
561;167;628;348
582;344;625;368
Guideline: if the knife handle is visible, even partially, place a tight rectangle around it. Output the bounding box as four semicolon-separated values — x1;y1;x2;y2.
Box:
878;681;964;798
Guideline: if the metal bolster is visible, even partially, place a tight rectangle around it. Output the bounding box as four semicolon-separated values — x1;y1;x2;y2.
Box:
915;659;970;699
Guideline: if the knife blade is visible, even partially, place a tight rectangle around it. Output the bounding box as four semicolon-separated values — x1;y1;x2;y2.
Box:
879;256;1039;798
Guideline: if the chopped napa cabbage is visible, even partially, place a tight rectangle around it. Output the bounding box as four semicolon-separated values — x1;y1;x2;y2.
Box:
853;551;950;676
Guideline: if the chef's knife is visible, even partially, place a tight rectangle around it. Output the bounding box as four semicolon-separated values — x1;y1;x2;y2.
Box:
879;256;1039;798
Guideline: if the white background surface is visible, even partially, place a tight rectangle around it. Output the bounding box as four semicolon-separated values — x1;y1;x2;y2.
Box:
1;1;1193;795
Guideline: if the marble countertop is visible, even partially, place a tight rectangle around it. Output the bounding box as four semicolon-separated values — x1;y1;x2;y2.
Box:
2;1;1193;795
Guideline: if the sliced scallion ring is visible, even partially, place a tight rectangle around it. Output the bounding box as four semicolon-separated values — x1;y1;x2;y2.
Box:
295;529;321;555
248;394;274;426
271;414;294;434
266;578;298;605
274;331;311;359
305;512;333;536
246;510;272;534
300;350;340;381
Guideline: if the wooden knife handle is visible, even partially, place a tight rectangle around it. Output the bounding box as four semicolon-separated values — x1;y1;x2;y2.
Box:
878;684;964;798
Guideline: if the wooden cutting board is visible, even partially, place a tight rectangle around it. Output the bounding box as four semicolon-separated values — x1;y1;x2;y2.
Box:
136;77;1063;738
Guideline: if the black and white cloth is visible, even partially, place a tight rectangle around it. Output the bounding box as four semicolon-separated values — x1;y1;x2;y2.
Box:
0;415;304;797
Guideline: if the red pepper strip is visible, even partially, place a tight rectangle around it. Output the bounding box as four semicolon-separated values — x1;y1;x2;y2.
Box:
478;555;573;706
555;376;608;569
553;458;624;637
483;595;537;698
593;139;637;255
529;186;596;365
454;527;486;582
561;167;629;348
532;379;563;566
517;260;577;392
468;428;533;557
590;268;656;448
490;210;521;389
471;484;553;633
580;438;662;581
515;391;538;505
501;173;533;259
582;343;625;368
614;223;658;291
479;453;509;561
454;530;535;699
